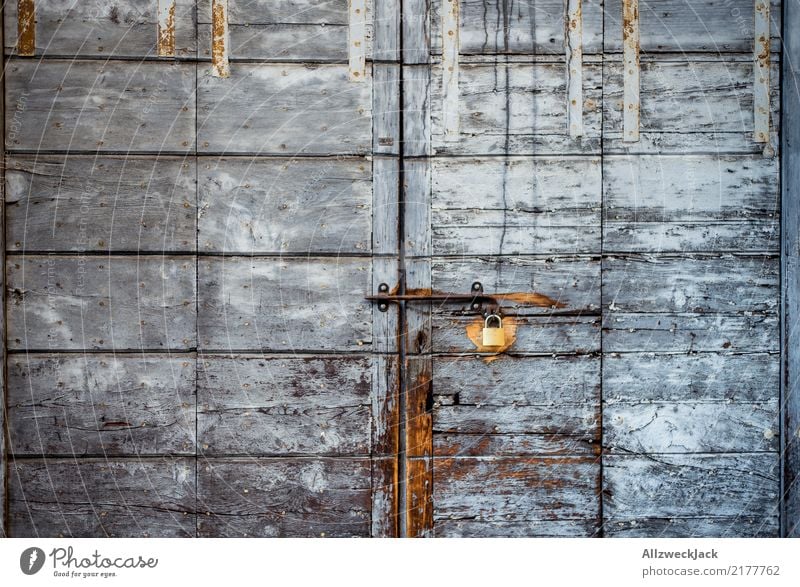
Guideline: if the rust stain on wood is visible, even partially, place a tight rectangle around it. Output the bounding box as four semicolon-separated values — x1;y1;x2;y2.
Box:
157;0;176;57
753;0;770;143
211;0;230;78
17;0;36;56
406;458;433;537
465;315;518;354
622;0;640;142
405;358;432;458
566;0;583;138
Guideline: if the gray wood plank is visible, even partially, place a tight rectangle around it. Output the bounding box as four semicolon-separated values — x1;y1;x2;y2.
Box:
8;354;195;455
603;313;779;353
197;356;372;455
8;458;196;537
7;156;196;252
434;403;598;436
430;0;604;55
605;516;779;538
434;433;598;457
373;64;400;155
5;60;196;152
198;257;371;352
6;255;197;350
604;453;780;523
4;0;197;58
402;0;430;65
433;456;600;522
604;221;779;253
435;518;600;537
198;157;371;254
197;64;371;155
602;254;779;314
431;62;603;155
197;458;371;537
604;0;782;54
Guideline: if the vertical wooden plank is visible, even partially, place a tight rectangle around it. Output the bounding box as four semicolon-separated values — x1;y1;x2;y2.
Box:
16;0;34;56
622;0;639;142
754;0;771;143
349;0;367;81
403;0;431;65
441;0;460;138
783;0;800;538
374;0;400;61
0;0;6;538
566;0;584;138
211;0;229;78
157;0;177;57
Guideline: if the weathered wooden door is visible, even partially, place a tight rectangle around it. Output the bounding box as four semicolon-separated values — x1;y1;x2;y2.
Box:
398;0;782;537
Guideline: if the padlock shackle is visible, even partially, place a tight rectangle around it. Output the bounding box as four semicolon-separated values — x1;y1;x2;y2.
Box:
484;314;503;328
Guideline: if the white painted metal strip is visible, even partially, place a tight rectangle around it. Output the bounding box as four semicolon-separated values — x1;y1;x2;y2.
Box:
566;0;583;138
211;0;230;78
157;0;176;57
622;0;640;143
442;0;460;139
349;0;367;81
754;0;771;143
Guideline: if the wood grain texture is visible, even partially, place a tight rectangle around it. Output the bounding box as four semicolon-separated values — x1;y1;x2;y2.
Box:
431;62;602;155
566;0;584;138
5;60;196;152
197;458;371;537
604;454;780;531
754;0;771;142
7;255;196;351
197;356;371;455
430;0;604;55
436;518;600;537
8;354;195;456
622;0;639;142
6;156;196;253
5;0;197;57
441;0;460;138
198;157;370;254
197;64;371;155
198;257;371;352
605;516;779;538
434;434;598;457
8;458;196;537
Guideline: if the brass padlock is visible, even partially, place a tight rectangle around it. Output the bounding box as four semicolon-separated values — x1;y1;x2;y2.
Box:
482;314;505;347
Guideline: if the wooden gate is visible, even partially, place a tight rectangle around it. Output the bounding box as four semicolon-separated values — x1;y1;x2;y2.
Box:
0;0;793;538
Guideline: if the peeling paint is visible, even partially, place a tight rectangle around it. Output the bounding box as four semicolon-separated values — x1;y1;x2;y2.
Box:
348;0;367;82
622;0;640;142
753;0;770;143
211;0;230;78
566;0;583;138
17;0;36;57
442;0;460;138
157;0;176;58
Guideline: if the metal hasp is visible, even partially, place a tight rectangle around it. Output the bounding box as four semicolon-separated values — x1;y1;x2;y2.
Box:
367;282;490;312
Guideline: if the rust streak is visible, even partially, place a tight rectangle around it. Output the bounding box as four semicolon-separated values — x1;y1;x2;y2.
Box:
17;0;36;57
157;0;176;57
753;1;771;143
622;0;640;142
211;0;230;78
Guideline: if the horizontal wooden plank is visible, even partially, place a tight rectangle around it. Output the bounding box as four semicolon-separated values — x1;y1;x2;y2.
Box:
198;257;371;351
6;156;196;252
8;458;196;537
603;254;778;314
604;454;780;523
197;64;371;155
4;0;197;58
432;355;598;405
604;0;782;53
197;458;371;537
433;433;598;457
431;315;600;354
605;402;778;453
433;456;600;522
430;0;604;55
603;313;779;353
430;62;602;155
8;355;195;455
434;404;598;436
197;0;373;61
198;356;372;455
6;60;196;152
604;221;779;253
7;255;196;350
198;157;371;254
603;353;780;402
605;516;779;538
436;518;600;537
432;256;601;314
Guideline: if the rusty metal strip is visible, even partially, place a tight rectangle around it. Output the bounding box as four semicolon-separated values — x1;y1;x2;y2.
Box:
754;0;771;143
157;0;176;57
211;0;230;78
622;0;640;142
442;0;460;138
17;0;35;56
566;0;583;138
348;0;367;81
